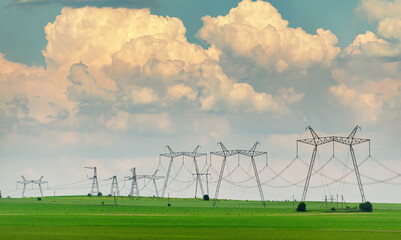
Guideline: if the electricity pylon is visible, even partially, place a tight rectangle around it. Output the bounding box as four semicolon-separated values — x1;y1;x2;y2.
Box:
160;145;206;198
297;126;370;202
109;176;120;196
126;167;140;197
137;170;164;197
85;167;100;196
17;175;29;198
211;142;267;207
33;176;48;197
17;175;48;197
192;171;210;198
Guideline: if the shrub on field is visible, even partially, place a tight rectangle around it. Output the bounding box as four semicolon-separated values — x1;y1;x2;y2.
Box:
296;202;306;212
37;197;42;201
97;192;102;197
87;193;92;197
0;190;2;198
203;195;210;201
359;201;373;212
330;207;336;211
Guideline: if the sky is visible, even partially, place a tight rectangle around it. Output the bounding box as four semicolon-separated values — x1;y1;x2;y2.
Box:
1;0;401;203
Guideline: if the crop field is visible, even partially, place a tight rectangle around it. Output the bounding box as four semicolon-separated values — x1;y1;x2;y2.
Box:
1;196;401;239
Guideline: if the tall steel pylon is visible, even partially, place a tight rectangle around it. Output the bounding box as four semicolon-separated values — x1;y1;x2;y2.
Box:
85;167;100;196
211;142;267;207
297;126;370;202
17;175;48;197
137;170;164;197
126;167;140;197
109;176;120;196
17;175;29;198
160;145;206;198
192;171;210;198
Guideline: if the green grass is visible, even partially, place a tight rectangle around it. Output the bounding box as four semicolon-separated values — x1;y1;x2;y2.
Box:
1;196;401;239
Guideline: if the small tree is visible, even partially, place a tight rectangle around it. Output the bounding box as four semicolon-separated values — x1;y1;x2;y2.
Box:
0;190;2;199
87;193;92;197
359;201;373;212
296;202;306;212
97;192;103;197
203;195;210;201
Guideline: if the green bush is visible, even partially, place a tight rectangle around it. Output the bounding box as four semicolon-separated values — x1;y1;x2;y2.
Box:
37;197;42;201
296;202;306;212
97;192;102;197
87;193;92;197
359;201;373;212
203;195;210;201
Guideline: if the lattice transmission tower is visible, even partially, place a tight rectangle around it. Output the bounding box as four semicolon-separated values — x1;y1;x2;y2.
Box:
85;167;100;196
109;176;120;196
211;142;267;207
297;126;370;202
126;168;164;197
160;145;207;198
137;170;164;197
126;167;140;197
17;175;48;197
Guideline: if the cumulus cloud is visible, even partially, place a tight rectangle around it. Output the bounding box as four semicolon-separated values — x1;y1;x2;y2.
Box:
198;0;340;72
0;3;309;143
331;0;401;125
67;63;117;105
330;82;382;123
356;0;401;20
331;58;401;124
0;54;73;125
42;6;300;115
167;84;198;101
342;31;398;57
101;111;172;133
378;16;401;40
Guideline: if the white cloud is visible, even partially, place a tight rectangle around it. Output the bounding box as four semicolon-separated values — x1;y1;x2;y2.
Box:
356;0;401;20
0;54;74;124
67;63;117;104
192;116;231;145
167;84;197;101
342;31;398;57
130;86;159;105
378;16;401;39
42;6;294;114
330;79;401;124
101;110;172;133
198;0;340;72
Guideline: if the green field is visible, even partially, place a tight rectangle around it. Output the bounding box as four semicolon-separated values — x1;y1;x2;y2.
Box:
1;196;401;239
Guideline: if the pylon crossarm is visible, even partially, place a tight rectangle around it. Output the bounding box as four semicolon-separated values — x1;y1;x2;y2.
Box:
211;150;241;157
298;137;334;146
161;152;206;158
333;137;369;146
160;152;184;158
240;151;267;158
183;152;207;158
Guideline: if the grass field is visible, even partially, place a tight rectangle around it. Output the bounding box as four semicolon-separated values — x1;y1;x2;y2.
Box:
1;196;401;239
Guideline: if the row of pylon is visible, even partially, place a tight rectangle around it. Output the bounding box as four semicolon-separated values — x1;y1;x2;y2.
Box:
16;126;370;207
